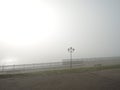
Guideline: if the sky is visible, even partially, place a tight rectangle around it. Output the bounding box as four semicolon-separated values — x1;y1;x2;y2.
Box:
0;0;120;65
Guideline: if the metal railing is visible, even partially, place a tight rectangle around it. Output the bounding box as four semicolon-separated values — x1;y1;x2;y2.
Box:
0;61;84;74
1;59;119;74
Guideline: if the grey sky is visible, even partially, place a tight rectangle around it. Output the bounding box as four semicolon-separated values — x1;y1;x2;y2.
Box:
0;0;120;65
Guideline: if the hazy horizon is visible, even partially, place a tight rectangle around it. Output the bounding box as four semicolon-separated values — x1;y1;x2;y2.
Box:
0;0;120;65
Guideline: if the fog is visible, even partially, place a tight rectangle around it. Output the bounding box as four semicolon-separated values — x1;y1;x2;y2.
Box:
0;0;120;65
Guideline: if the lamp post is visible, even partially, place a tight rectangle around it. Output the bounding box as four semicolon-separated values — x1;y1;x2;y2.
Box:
68;47;75;69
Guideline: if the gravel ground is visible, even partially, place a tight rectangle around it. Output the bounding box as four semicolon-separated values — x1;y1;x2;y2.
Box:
0;69;120;90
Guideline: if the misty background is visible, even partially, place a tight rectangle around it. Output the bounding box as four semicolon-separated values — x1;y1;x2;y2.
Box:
0;0;120;65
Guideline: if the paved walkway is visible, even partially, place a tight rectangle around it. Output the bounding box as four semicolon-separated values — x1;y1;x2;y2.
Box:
0;69;120;90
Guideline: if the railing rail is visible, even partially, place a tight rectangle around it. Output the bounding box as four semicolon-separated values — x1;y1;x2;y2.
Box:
0;61;84;74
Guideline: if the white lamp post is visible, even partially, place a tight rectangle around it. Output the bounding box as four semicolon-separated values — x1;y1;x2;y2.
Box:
68;47;75;69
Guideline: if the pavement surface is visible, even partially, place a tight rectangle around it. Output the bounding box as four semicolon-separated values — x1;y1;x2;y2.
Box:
0;69;120;90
